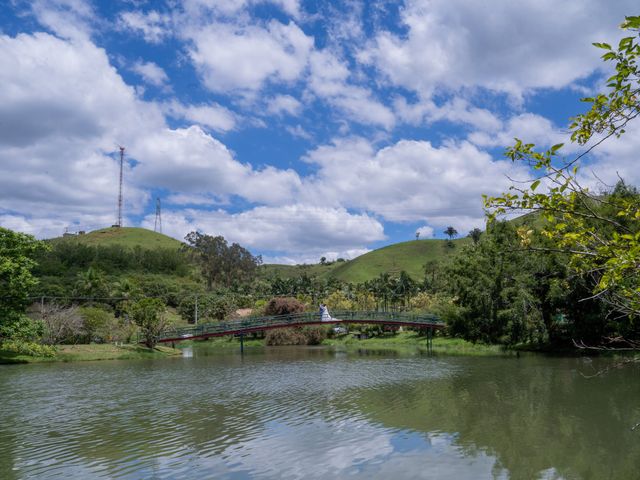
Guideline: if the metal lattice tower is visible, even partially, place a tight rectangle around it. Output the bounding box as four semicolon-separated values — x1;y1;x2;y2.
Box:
154;197;162;233
116;146;125;227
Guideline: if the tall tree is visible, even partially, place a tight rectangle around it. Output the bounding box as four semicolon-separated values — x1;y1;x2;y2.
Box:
0;227;48;342
184;232;262;290
485;16;640;321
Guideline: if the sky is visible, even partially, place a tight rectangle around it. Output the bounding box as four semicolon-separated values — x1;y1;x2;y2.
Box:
0;0;638;264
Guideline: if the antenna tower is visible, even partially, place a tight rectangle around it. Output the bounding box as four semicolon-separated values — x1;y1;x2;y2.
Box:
154;197;162;233
116;146;125;227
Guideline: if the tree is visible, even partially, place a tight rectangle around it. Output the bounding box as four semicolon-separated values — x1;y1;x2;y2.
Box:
0;227;48;342
485;16;640;322
320;256;327;265
468;228;482;245
444;226;458;240
415;232;420;240
130;298;168;348
38;303;85;345
184;232;262;290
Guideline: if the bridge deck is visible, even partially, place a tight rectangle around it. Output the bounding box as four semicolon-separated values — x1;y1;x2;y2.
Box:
157;310;444;343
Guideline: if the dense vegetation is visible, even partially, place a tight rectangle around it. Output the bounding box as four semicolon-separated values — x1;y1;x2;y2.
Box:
1;16;639;357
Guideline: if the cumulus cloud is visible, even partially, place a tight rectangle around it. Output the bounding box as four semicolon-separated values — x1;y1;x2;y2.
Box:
131;126;301;205
416;226;435;238
363;0;636;99
185;20;313;93
141;205;385;262
0;32;157;224
301;137;527;227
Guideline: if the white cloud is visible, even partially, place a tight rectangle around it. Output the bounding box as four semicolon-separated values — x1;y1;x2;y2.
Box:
267;94;303;116
185;20;313;93
301;137;527;225
132;126;301;205
416;226;434;238
364;0;636;99
119;10;173;44
468;113;568;149
141;205;385;258
30;0;95;40
131;60;170;88
0;32;158;225
163;101;236;132
307;50;395;129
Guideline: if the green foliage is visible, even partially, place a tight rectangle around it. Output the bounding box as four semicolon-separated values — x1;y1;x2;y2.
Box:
485;19;640;323
184;231;262;290
80;306;115;342
177;294;236;322
130;298;168;348
0;339;56;357
0;227;48;341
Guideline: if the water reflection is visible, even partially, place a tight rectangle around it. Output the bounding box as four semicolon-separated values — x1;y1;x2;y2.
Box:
0;348;638;479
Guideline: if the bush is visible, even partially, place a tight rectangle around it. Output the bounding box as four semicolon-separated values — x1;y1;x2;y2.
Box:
264;325;328;345
1;339;57;357
264;297;305;316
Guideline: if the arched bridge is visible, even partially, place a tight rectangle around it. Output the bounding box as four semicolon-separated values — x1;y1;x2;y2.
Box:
157;310;444;344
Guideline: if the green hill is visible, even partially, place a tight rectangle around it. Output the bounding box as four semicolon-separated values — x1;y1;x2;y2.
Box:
329;238;470;283
53;227;183;250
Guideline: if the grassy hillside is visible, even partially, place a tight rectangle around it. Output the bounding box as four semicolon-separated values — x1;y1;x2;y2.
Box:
52;227;183;250
258;261;343;279
329;238;470;283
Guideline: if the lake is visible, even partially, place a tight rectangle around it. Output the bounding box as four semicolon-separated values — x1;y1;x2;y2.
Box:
1;345;638;479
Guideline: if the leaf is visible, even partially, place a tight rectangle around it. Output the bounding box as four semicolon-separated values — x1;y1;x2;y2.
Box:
531;180;541;191
550;143;564;153
592;42;612;50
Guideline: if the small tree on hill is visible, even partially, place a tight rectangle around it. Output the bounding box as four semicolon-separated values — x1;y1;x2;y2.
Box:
444;226;458;240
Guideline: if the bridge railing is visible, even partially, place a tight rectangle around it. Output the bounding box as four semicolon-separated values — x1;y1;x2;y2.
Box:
156;310;444;342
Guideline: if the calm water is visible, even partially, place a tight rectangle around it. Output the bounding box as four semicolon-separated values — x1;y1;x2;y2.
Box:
1;346;639;480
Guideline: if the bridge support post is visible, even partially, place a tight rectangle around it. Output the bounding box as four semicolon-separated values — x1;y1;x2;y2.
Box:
240;334;244;355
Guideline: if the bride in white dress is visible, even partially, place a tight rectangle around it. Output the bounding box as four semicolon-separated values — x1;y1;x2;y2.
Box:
320;303;332;321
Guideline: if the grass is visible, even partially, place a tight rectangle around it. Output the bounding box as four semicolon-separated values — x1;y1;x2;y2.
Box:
329;238;471;283
51;227;183;250
258;261;344;280
324;331;509;356
0;344;182;364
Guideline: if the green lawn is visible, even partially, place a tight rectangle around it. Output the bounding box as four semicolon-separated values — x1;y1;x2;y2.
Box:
0;344;182;364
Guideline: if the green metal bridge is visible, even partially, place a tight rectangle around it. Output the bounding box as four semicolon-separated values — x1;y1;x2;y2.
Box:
156;310;444;345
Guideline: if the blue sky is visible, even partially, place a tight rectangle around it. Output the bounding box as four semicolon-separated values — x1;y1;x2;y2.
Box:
0;0;638;263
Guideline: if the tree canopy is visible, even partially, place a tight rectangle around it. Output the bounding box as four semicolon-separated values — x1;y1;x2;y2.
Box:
485;16;640;323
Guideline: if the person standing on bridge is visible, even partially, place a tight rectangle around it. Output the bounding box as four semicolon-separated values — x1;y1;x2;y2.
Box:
320;304;333;322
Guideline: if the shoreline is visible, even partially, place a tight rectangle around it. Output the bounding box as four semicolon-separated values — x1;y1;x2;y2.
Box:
0;344;182;365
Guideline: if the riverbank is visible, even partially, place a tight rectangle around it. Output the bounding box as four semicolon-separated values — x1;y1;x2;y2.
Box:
0;344;182;364
176;331;508;356
324;332;509;356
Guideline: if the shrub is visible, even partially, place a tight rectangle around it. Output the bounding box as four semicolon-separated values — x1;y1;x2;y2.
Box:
1;339;57;357
264;297;305;316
